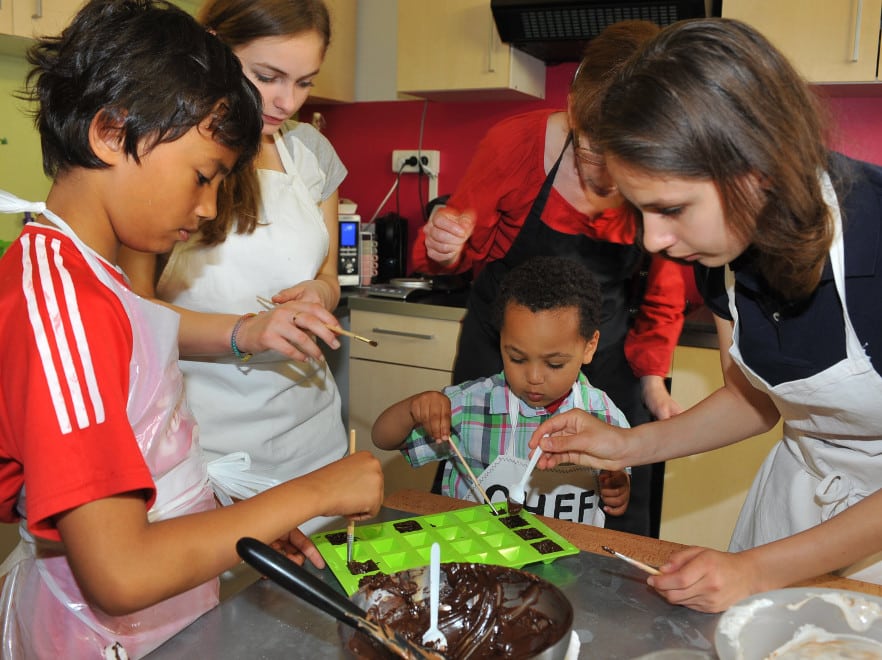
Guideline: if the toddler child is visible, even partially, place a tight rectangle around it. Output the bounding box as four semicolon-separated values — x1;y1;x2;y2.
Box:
373;255;630;526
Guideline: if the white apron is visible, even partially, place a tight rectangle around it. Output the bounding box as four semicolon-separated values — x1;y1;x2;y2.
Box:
0;193;218;659
476;385;605;527
727;173;882;583
157;132;347;534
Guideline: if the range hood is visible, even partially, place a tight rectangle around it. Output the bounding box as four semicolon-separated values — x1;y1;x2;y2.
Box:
491;0;718;64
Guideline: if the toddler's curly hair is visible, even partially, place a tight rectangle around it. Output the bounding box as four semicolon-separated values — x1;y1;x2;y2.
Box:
491;256;602;339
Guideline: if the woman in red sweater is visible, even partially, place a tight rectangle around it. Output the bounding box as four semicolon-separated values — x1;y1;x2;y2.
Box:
412;21;688;536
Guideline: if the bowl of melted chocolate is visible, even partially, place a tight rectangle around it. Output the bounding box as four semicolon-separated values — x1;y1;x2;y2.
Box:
342;562;573;659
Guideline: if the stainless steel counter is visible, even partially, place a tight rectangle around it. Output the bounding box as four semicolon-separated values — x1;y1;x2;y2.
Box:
146;508;720;660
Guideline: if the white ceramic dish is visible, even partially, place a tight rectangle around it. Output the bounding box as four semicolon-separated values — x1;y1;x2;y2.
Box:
715;587;882;659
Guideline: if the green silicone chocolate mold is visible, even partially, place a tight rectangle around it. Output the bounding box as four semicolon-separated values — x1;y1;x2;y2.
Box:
310;502;580;595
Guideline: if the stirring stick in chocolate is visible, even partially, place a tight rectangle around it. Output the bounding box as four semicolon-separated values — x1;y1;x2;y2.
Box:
346;429;357;567
447;437;499;515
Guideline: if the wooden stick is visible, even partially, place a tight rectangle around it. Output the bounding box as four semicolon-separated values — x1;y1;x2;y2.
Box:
347;429;357;564
447;438;499;515
601;545;661;576
256;295;377;347
326;324;378;347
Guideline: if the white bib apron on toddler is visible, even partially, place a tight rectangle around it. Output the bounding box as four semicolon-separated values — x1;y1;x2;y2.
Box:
0;193;217;659
727;173;882;583
157;131;347;535
475;384;605;526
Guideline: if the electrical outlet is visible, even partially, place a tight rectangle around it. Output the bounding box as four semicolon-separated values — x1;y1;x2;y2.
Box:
391;149;440;175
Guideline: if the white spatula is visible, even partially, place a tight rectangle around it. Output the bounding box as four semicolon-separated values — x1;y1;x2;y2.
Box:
421;542;447;652
508;445;543;514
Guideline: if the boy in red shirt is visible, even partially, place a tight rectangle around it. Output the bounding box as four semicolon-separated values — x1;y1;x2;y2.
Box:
0;2;382;657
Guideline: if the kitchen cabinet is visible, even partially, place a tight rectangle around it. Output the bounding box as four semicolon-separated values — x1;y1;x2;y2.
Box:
0;0;82;40
348;301;464;495
661;345;781;551
397;0;545;102
309;0;356;103
0;0;83;54
722;0;882;84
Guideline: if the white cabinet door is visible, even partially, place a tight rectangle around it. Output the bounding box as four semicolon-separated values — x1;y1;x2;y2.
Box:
723;0;882;83
397;0;545;101
349;359;453;496
310;0;356;103
11;0;82;39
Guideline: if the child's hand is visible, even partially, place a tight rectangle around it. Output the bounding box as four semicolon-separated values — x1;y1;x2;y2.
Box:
599;469;630;516
409;391;453;442
309;451;384;520
270;528;325;569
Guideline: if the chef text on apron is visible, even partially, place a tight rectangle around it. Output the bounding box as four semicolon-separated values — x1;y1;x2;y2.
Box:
466;384;605;527
0;193;217;659
156;132;347;535
726;173;882;583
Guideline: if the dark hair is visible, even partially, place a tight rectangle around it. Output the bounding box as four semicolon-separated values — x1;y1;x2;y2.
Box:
197;0;331;245
492;256;602;339
199;0;330;52
22;0;262;180
586;18;833;300
569;20;660;130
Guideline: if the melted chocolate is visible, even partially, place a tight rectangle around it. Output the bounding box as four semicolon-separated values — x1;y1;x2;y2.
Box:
532;540;563;555
347;563;570;659
393;520;423;533
498;515;528;529
348;559;379;575
326;532;348;546
514;528;543;541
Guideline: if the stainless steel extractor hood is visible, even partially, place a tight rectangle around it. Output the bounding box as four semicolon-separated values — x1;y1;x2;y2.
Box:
491;0;719;64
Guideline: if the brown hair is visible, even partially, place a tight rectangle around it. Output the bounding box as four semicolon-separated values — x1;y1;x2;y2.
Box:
584;18;833;300
197;0;331;246
569;20;660;135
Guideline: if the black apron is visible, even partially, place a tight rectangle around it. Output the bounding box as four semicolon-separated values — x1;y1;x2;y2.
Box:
452;136;656;536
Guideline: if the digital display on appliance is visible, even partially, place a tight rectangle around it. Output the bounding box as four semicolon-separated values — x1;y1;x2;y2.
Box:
340;222;357;247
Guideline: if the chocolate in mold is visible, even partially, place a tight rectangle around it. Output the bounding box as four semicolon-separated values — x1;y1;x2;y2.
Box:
347;563;571;659
392;520;422;533
498;514;528;529
514;527;543;541
347;559;379;575
532;539;563;555
326;532;348;545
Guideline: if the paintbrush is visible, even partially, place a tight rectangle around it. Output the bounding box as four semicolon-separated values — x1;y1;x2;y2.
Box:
601;545;661;575
347;429;357;567
256;295;377;347
447;437;499;516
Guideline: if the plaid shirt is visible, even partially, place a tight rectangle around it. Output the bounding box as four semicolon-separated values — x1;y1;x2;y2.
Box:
401;371;629;501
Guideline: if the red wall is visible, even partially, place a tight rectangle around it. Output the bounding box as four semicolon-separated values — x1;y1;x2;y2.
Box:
305;65;882;275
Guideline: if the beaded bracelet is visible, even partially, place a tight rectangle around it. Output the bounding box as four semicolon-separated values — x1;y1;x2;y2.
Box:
231;313;256;362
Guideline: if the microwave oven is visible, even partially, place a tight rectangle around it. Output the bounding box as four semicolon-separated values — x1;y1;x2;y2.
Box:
338;214;360;287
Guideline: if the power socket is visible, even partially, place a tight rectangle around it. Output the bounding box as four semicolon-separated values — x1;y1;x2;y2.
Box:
391;149;440;176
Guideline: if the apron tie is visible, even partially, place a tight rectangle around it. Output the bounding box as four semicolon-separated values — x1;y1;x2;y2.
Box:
0;191;46;215
815;470;866;519
207;451;280;506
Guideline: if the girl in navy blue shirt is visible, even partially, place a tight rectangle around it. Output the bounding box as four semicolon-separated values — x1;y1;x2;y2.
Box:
530;17;882;613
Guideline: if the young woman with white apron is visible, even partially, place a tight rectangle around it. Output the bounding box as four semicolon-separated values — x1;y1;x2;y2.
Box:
157;131;347;535
726;173;882;583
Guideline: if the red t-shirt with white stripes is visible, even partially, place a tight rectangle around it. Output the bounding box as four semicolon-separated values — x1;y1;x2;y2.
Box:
0;225;155;541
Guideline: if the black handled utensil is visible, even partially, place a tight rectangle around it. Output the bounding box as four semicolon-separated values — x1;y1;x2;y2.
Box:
236;537;445;660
